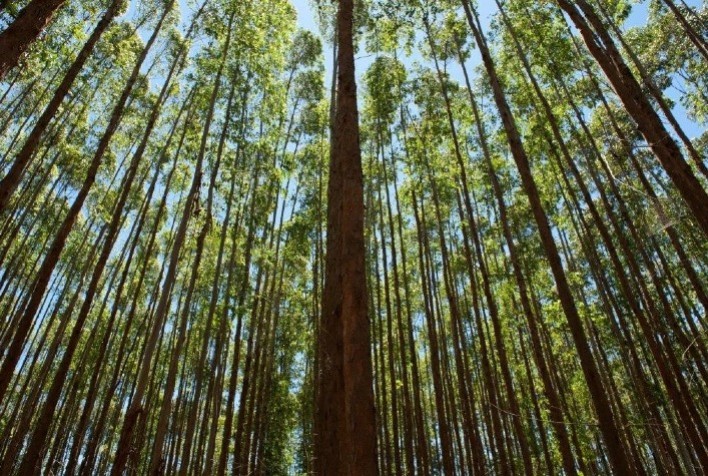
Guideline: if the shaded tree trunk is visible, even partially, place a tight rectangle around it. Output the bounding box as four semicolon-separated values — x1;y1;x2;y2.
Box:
314;0;377;473
0;0;68;79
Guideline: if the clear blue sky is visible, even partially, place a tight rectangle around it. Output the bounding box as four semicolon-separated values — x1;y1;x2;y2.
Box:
292;0;319;31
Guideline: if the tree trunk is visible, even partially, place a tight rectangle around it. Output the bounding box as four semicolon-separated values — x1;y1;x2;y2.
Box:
0;0;122;213
315;0;377;473
0;0;68;79
555;0;708;234
460;1;633;473
0;0;169;404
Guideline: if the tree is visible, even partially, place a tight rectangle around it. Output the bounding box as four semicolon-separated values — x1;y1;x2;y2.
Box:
315;0;378;473
1;0;707;474
0;0;68;79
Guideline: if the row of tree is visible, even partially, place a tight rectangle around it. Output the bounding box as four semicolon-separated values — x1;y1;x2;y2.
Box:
0;0;706;474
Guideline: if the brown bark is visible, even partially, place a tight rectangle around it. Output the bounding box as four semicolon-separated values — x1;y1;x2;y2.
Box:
111;9;223;475
460;1;633;473
411;192;456;475
0;0;68;79
592;1;708;181
314;0;377;473
660;0;708;62
454;17;580;476
0;0;169;405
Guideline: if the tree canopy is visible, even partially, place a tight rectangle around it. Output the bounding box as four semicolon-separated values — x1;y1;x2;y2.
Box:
0;0;707;474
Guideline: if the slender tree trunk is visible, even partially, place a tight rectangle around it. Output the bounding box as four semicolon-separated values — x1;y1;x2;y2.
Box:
12;28;186;473
555;0;708;234
0;0;123;213
660;0;708;62
460;1;633;473
0;0;170;404
411;192;458;475
217;176;259;476
178;82;240;475
111;10;228;474
454;19;581;476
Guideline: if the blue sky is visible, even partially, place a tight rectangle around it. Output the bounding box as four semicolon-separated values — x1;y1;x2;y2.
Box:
292;0;319;31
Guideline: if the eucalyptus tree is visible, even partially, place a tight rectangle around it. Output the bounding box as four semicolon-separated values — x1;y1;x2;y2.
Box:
0;0;177;406
0;0;127;213
456;0;634;472
110;7;237;473
453;12;582;474
0;0;69;78
1;0;707;474
553;0;708;234
9;12;201;476
315;0;378;473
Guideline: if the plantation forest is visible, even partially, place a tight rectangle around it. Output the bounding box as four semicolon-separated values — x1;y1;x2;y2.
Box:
0;0;707;474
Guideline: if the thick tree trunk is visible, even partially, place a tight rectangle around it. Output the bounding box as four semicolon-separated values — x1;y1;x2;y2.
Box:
315;0;377;474
0;0;67;79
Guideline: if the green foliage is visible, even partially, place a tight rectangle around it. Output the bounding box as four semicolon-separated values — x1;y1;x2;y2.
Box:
0;0;706;474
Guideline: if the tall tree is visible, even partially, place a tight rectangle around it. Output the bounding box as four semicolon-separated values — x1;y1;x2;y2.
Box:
0;0;125;213
555;0;708;234
0;0;68;78
315;0;378;474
